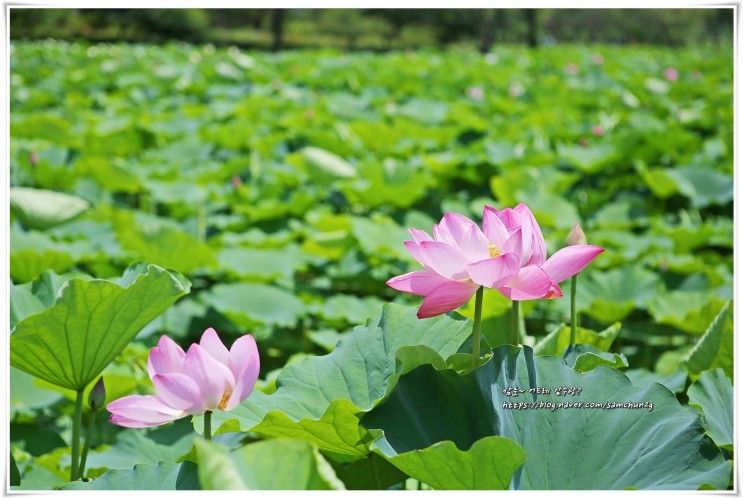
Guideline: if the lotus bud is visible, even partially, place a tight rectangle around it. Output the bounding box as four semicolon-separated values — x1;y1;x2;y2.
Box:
566;224;587;246
88;377;106;411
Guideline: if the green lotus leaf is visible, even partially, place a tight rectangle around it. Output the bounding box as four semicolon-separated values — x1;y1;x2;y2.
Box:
194;438;344;490
534;322;621;356
114;216;215;274
557;142;615;172
10;187;89;230
686;300;732;378
298;146;357;179
313;294;385;326
647;292;727;334
81;428;194;472
350;215;412;262
564;344;629;372
340;160;432;209
687;369;733;450
623;368;687;394
10;229;93;283
375;437;526;490
200;282;305;332
578;266;663;323
331;452;407;490
10;367;63;417
61;462;199;490
10;263;190;390
667;166;733;208
10;270;92;329
216;245;308;283
363;346;730;490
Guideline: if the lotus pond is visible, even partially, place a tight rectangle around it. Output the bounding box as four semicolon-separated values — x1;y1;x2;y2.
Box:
9;40;734;490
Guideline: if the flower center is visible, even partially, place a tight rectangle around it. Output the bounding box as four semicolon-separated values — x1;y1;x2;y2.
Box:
488;243;502;258
218;388;233;410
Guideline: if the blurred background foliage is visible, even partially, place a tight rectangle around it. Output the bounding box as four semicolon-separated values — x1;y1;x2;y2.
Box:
9;8;734;490
11;8;733;51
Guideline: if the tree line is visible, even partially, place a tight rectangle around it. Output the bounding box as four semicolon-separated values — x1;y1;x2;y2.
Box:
11;8;733;50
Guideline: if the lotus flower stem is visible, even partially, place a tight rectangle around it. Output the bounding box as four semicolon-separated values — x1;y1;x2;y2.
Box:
78;411;97;479
511;300;521;346
204;410;212;441
472;287;484;366
70;390;83;480
570;275;578;347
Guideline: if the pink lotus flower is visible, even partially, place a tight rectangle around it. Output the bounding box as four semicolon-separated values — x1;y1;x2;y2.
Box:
107;328;259;428
664;67;679;81
387;204;604;318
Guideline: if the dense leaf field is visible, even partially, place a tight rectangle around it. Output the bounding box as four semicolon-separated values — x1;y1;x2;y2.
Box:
9;41;734;490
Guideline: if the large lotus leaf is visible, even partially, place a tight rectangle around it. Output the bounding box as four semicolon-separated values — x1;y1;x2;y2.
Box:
532;323;626;372
516;189;580;230
61;462;199;490
307;329;345;351
362;361;528;489
10;250;75;284
623;368;687;394
73;155;143;193
300;210;354;260
11;423;66;457
10;367;63;416
194;438;344;490
10;282;47;330
340;160;431;209
10;270;92;329
10;187;89;230
82;429;194;471
10;229;93;283
588;230;674;266
313;294;385;326
375;436;526;490
534;322;621;355
490;167;577;206
650;214;722;253
115;221;215;274
564;344;629;372
578;265;663;322
331;452;407;490
350;215;411;262
363;346;730;490
636;162;679;198
297;146;357;180
647;292;727;334
667;166;733;208
685;300;732;379
10;264;190;390
557;142;615;172
687;369;733;451
12;452;70;491
200;282;305;332
396;98;448;124
216;245;308;283
199;304;474;456
11;112;74;144
591;198;648;230
48;218;127;259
